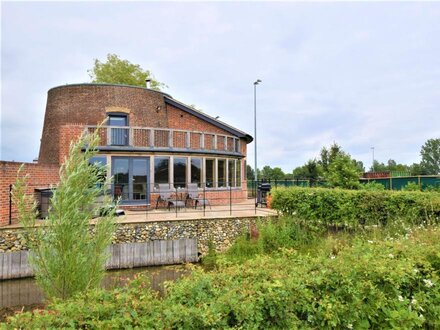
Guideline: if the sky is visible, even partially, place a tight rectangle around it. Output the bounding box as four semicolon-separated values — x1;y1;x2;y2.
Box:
1;1;440;173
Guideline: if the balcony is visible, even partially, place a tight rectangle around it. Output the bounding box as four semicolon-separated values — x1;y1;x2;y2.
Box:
85;126;243;156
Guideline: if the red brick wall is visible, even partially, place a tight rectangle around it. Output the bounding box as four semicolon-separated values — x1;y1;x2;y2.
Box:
0;161;60;226
39;85;168;164
133;188;248;210
58;124;86;164
38;84;248;165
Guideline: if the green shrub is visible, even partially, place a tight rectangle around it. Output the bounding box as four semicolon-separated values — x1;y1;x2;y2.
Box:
5;226;440;329
271;187;440;229
403;182;421;191
360;182;385;191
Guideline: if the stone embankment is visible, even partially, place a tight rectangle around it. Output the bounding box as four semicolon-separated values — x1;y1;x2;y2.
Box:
0;217;271;255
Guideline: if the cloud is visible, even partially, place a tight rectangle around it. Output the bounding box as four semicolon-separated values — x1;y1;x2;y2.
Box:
1;2;440;172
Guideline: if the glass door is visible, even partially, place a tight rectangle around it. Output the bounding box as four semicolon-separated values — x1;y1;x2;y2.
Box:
108;115;128;146
112;157;149;203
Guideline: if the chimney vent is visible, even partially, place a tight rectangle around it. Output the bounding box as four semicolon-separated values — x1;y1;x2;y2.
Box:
145;78;151;89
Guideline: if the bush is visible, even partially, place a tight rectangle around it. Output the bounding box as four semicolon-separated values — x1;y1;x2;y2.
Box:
403;182;421;191
360;182;385;191
271;187;440;229
5;226;440;329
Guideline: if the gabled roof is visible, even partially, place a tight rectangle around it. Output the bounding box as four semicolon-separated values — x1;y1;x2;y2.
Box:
164;97;253;143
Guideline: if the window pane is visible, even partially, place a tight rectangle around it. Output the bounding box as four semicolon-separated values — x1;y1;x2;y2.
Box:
89;156;107;185
236;159;242;187
218;159;226;187
154;157;169;185
113;158;129;201
228;159;235;187
191;158;202;187
133;158;148;200
205;159;215;188
174;157;187;188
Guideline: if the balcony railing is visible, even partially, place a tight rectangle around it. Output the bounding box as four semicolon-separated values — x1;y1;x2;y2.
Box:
85;126;242;155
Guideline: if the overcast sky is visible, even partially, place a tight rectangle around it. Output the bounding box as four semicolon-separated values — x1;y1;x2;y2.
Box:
1;1;440;172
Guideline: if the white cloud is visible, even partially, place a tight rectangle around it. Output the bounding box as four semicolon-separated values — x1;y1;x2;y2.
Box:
1;2;440;172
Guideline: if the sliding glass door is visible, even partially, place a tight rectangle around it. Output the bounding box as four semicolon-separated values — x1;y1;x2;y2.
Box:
112;157;149;203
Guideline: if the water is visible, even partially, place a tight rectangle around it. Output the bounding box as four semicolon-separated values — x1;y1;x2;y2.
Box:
0;265;189;309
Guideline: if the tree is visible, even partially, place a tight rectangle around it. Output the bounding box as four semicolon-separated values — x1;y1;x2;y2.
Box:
325;154;361;189
292;159;321;182
13;128;116;300
420;138;440;174
88;53;167;90
319;143;343;173
246;164;255;181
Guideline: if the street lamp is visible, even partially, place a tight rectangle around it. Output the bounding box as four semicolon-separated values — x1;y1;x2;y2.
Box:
371;147;375;172
254;79;262;184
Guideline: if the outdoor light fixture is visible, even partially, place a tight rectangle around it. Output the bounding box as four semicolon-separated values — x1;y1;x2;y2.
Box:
254;79;262;184
371;147;375;172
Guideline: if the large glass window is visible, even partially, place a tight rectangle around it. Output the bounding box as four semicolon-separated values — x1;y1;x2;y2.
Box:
89;156;107;185
191;158;202;187
154;157;169;185
205;159;215;188
132;158;148;200
236;159;242;187
228;159;235;187
113;158;129;201
173;157;187;188
218;159;226;187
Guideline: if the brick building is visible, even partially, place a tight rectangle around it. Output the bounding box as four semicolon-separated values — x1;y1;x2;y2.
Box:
1;83;253;225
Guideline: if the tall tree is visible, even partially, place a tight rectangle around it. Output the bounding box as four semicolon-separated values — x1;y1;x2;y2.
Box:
246;164;255;181
420;138;440;174
88;53;167;90
326;154;361;189
293;159;321;181
319;143;343;173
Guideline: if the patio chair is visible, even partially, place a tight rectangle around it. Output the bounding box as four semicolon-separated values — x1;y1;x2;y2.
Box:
155;184;185;210
186;183;211;209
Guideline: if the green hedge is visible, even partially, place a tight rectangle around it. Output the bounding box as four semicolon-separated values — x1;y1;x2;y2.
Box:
271;187;440;228
4;226;440;329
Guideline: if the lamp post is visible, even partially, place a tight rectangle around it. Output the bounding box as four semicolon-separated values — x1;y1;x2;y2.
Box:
371;147;375;172
254;79;262;184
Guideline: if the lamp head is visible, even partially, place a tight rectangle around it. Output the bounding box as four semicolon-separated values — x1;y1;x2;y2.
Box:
254;79;262;85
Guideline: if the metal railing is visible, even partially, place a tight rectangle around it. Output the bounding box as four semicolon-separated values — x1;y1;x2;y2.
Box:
85;126;242;155
6;181;276;225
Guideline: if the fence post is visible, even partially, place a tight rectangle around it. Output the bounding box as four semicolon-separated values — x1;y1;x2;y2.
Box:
9;184;13;225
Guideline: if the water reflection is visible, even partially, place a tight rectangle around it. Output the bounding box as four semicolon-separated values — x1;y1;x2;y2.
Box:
0;265;189;309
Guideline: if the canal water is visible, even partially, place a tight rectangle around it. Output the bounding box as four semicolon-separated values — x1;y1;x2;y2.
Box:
0;265;189;310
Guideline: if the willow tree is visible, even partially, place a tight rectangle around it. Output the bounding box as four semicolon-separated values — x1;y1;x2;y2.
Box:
13;128;116;300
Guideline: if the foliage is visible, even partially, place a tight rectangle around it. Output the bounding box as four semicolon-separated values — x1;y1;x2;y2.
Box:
360;182;385;191
224;218;318;263
403;182;421;191
246;164;255;181
260;165;285;180
88;53;167;90
319;142;343;173
271;187;440;230
325;154;362;189
292;159;321;183
5;224;440;329
12;128;116;300
421;138;440;175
